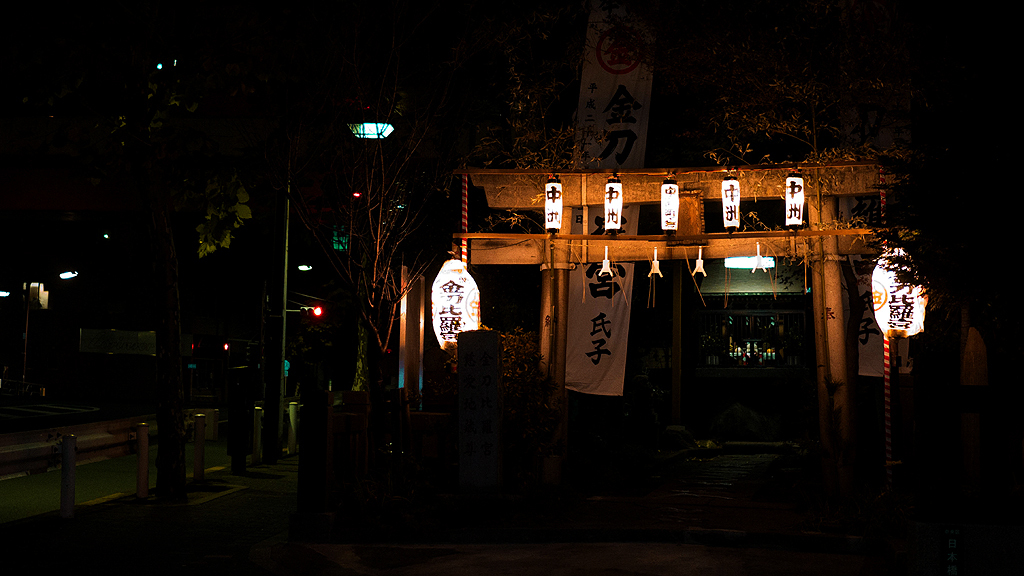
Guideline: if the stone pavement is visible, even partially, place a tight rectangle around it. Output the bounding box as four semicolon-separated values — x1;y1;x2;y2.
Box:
263;446;902;575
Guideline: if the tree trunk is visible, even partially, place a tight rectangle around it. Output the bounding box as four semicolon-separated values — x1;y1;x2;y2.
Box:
353;318;371;392
150;188;187;501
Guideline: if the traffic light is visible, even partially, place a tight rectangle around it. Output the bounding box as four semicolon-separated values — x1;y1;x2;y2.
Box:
300;305;324;318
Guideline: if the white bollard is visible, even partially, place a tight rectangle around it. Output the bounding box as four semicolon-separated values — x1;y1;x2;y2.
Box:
208;408;219;441
60;434;76;518
136;423;149;498
194;414;206;482
252;406;263;466
288;402;299;456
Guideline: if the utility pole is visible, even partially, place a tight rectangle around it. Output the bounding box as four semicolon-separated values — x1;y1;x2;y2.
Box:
263;189;289;465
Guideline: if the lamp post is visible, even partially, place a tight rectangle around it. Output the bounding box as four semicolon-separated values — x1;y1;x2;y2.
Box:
266;122;395;464
263;188;289;465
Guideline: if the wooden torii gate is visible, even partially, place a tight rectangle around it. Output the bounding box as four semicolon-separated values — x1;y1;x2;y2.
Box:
449;162;879;479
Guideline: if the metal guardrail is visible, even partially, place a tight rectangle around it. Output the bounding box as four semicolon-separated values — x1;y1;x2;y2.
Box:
0;379;47;396
0;416;153;479
1;400;294;480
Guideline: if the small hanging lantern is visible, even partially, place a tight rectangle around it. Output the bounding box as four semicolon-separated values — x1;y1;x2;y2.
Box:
431;259;481;348
721;172;740;229
605;175;622;233
785;170;805;227
871;250;927;338
661;177;678;233
545;175;563;232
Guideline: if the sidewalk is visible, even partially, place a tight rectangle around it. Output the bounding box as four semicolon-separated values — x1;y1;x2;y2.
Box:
1;439;297;574
0;441;901;575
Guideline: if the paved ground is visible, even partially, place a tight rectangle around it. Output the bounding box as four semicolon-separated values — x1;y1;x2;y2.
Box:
0;436;904;576
264;542;880;576
3;398;1018;575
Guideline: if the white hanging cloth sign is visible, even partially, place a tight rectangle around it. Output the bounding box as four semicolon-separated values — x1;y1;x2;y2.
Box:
575;4;654;169
566;205;638;396
430;259;481;348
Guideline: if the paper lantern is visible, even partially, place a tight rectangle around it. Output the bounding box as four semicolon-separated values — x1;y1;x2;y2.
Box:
431;259;481;347
545;176;563;232
721;174;740;229
785;171;805;226
871;251;927;337
605;176;622;232
661;178;679;232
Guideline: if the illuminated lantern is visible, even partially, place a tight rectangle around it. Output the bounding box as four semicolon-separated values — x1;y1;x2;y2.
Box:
604;176;622;232
545;176;563;232
661;177;679;232
721;174;740;229
431;259;481;347
785;171;805;227
871;250;927;338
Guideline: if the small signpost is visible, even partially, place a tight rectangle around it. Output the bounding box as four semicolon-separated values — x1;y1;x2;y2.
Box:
458;330;502;492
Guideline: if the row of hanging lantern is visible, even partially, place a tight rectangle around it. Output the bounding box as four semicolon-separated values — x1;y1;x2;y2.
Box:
722;170;805;229
546;171;806;233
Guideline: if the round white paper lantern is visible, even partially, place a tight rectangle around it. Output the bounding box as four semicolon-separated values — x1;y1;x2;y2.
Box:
431;259;481;347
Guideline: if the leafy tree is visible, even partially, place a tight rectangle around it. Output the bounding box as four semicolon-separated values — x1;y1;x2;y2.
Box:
7;4;256;499
874;6;1020;381
465;4;590;170
639;0;913;166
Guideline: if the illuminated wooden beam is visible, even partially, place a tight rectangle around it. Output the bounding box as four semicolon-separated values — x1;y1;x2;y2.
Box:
458;229;875;265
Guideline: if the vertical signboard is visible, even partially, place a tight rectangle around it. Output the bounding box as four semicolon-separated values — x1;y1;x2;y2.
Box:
458;330;502;492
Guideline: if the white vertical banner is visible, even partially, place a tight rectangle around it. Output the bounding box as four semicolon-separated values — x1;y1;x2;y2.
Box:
576;4;654;169
567;2;650;395
566;205;638;396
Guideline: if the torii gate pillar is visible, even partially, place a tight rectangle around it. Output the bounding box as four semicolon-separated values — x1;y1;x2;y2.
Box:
538;237;570;483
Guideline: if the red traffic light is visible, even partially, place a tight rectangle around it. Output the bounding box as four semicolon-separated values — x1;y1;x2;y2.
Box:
300;305;324;318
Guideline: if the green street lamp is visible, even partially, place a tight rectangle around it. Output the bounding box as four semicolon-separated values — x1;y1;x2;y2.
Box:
348;122;394;139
